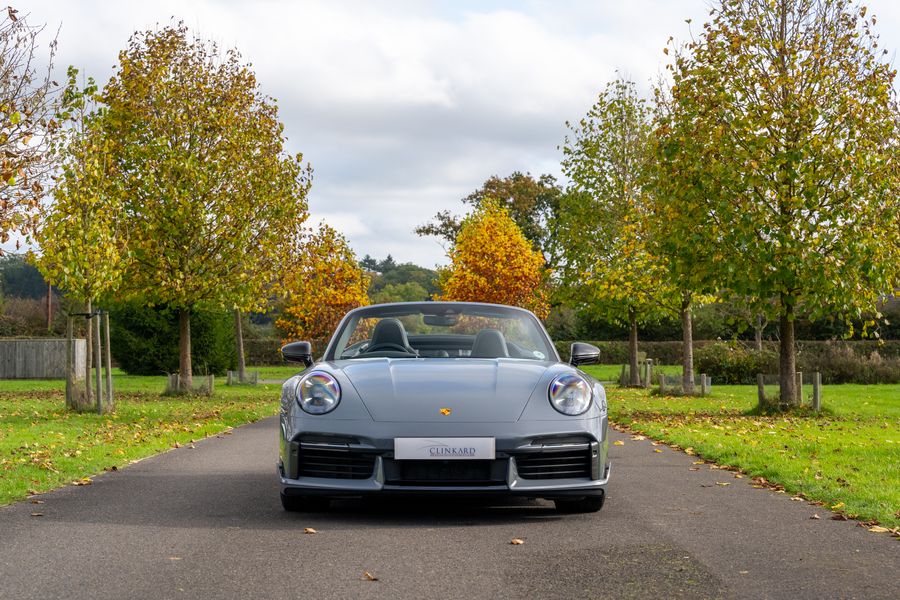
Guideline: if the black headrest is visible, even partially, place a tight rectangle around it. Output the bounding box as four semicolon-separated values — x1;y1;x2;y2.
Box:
470;329;509;359
370;318;411;349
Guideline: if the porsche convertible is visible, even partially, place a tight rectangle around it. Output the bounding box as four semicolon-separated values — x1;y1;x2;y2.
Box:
277;301;610;513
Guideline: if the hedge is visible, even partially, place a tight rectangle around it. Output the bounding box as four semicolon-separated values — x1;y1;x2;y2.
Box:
555;340;900;384
242;337;900;384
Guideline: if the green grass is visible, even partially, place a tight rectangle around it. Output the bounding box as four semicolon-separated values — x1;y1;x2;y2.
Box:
0;370;279;506
594;379;900;529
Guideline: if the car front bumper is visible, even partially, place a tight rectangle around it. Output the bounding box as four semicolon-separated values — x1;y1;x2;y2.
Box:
278;417;610;499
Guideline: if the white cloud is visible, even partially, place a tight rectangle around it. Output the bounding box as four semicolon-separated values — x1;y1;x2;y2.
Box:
18;0;900;264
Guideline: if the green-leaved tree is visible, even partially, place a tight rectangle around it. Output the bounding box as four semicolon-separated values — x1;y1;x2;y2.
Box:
98;24;311;392
655;0;900;407
558;78;676;386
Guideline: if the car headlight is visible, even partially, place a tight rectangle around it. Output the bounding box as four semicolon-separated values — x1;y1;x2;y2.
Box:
548;373;593;416
296;372;341;415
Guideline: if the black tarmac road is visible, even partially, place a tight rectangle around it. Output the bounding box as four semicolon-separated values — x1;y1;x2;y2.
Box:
1;418;898;600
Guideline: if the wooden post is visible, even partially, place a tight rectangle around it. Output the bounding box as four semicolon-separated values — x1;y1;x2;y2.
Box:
659;373;666;394
700;373;709;396
65;315;73;410
208;374;215;396
796;371;803;404
227;370;234;386
812;372;821;412
103;312;113;412
93;313;103;414
757;374;766;407
644;359;653;389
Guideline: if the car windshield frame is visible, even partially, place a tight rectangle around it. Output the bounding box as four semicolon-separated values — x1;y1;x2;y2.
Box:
323;302;559;362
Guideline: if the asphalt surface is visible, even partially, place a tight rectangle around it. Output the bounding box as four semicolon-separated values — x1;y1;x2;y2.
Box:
1;418;898;600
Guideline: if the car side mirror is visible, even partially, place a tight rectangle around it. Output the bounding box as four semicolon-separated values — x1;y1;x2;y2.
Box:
570;342;601;367
281;341;313;367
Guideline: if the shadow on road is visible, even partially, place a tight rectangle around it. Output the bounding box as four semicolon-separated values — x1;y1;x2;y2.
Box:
36;469;570;531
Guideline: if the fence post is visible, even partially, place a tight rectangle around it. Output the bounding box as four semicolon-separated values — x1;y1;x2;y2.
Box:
659;373;666;394
700;373;708;396
796;371;803;404
645;359;653;389
756;374;766;407
812;372;821;412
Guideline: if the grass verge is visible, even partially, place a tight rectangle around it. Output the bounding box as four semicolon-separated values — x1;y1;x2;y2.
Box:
579;372;900;531
0;371;279;506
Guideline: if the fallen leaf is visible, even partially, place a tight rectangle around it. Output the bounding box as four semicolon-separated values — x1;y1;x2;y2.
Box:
613;440;625;446
810;514;820;520
716;482;730;487
630;435;646;441
362;571;379;581
868;526;890;533
303;528;317;534
739;570;749;575
72;478;92;486
30;512;43;517
168;556;182;561
692;460;705;465
653;449;663;453
30;499;44;504
831;502;845;510
173;442;181;448
790;497;804;502
831;514;849;521
188;444;196;450
510;538;525;545
689;467;700;471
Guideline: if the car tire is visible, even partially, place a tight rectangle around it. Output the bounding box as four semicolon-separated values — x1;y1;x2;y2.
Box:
554;494;604;514
281;492;331;512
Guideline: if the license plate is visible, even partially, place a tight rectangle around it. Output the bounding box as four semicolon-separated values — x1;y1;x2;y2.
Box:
394;437;495;460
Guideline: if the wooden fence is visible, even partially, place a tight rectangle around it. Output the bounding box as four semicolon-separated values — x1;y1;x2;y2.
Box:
0;338;86;379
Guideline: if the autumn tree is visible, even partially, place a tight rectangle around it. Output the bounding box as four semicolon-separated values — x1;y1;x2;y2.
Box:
276;223;370;344
417;172;564;266
98;24;310;392
0;6;58;245
438;200;549;318
34;68;124;409
558;78;676;386
655;0;900;407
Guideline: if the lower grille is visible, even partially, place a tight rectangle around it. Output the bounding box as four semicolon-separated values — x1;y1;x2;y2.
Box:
515;450;591;480
299;448;376;480
385;459;506;487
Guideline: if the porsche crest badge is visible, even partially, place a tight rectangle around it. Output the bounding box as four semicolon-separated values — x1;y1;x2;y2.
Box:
439;408;452;416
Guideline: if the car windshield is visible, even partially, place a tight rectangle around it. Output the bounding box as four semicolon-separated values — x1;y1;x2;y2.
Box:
329;303;555;361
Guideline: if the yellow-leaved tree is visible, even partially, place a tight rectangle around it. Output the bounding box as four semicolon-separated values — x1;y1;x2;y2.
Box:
276;223;370;347
438;200;549;318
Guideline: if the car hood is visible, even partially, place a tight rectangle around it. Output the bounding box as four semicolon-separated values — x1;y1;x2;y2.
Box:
337;358;552;422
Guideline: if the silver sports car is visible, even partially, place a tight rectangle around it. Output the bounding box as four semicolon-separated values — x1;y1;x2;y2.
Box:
277;301;610;513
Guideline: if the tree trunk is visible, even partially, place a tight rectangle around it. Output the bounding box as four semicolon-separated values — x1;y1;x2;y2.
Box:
628;307;640;386
234;308;246;382
778;296;797;407
754;314;763;352
681;293;695;395
178;308;193;393
46;283;52;332
84;298;93;406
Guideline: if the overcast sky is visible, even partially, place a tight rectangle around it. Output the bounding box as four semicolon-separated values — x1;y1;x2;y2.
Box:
22;0;900;267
